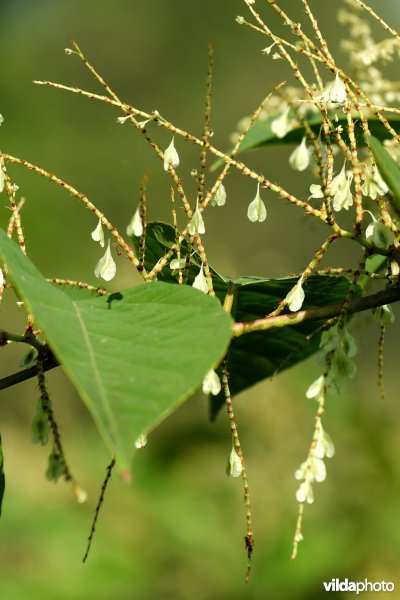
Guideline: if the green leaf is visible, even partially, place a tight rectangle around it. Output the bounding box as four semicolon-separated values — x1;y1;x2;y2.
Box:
0;434;4;517
0;230;233;469
211;115;400;171
367;135;400;211
135;222;357;418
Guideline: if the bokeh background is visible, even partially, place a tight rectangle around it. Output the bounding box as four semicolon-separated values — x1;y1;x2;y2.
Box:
0;0;400;598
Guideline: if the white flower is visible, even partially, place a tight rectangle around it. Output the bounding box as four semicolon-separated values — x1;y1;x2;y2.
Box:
296;480;314;504
245;0;255;4
211;183;227;206
170;257;186;270
91;218;105;247
285;277;305;312
373;304;395;325
271;106;295;139
135;433;148;449
126;207;143;237
71;483;88;504
311;457;327;483
272;53;282;60
262;42;277;55
314;426;335;460
320;72;347;104
365;212;393;250
236;16;245;25
0;114;4;126
331;163;353;211
193;264;209;294
247;183;267;222
309;183;324;199
188;201;205;235
0;267;4;289
202;368;221;395
163;137;180;171
289;137;310;171
228;446;242;478
306;375;325;400
94;239;116;281
361;165;389;199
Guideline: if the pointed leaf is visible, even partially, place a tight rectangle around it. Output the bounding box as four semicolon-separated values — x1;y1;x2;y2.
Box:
211;116;400;171
136;222;358;418
367;135;400;211
0;230;233;469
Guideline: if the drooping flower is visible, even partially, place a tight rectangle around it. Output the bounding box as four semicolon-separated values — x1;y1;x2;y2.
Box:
211;183;227;207
193;264;209;294
285;277;305;312
365;212;393;250
309;183;324;199
271;106;294;139
94;239;116;281
126;207;143;237
295;480;314;504
163;137;180;171
314;425;335;460
289;137;310;171
202;368;221;395
319;72;347;104
305;375;325;400
247;183;267;222
331;162;353;211
228;445;243;478
373;304;395;325
361;164;389;199
170;257;186;270
188;201;205;235
135;433;148;449
91;218;105;247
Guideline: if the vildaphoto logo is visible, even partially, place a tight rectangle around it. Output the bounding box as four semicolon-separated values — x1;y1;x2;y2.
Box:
323;579;395;594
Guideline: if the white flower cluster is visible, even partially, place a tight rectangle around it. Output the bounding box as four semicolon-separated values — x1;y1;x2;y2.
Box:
295;423;334;504
309;161;353;212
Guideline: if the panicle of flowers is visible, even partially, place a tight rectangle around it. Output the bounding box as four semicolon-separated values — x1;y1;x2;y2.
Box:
292;374;335;559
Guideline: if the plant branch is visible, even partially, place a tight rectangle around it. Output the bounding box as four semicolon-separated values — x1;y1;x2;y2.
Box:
233;286;400;336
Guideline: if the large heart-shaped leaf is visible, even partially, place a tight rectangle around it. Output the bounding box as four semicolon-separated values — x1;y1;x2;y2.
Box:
0;230;233;469
133;222;356;417
211;115;400;171
367;135;400;212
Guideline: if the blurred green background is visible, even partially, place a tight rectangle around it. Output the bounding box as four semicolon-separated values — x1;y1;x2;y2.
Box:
1;0;400;598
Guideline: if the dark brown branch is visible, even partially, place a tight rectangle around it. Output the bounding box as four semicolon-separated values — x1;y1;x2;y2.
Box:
0;351;58;391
